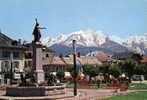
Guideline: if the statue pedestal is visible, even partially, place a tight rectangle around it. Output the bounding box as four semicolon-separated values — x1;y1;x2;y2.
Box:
35;70;44;83
32;43;44;83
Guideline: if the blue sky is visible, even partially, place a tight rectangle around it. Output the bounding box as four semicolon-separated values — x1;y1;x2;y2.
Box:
0;0;147;41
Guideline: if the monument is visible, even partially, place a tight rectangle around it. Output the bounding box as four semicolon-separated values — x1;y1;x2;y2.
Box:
32;19;45;83
5;19;66;98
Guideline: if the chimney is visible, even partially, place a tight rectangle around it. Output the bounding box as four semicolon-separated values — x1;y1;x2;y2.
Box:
77;52;80;57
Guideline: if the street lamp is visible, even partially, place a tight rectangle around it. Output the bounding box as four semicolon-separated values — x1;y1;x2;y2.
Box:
72;40;77;96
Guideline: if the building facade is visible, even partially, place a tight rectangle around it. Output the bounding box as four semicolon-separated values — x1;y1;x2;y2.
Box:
0;32;25;84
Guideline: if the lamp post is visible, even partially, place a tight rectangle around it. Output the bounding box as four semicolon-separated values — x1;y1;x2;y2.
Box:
72;40;77;96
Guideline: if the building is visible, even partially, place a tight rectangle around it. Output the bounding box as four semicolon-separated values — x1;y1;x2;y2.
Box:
140;56;147;64
43;54;102;73
96;51;115;62
0;32;25;84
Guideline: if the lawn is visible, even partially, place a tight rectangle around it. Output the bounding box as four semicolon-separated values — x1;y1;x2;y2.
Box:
98;91;147;100
129;83;147;90
66;83;147;90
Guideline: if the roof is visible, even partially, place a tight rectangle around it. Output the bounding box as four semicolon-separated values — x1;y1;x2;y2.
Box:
0;32;13;41
141;56;147;63
43;55;102;67
0;45;26;50
43;56;68;66
0;32;13;46
96;52;114;62
76;56;102;65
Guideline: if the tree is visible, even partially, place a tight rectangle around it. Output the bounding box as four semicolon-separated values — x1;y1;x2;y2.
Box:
45;73;56;86
99;62;110;83
56;70;65;82
83;64;99;83
135;64;147;75
108;63;121;78
66;65;78;78
120;59;137;83
131;53;142;63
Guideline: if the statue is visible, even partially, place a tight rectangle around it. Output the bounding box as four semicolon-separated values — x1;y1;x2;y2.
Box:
32;19;46;43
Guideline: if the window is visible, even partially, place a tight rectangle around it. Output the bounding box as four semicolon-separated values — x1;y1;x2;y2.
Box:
13;52;20;59
2;51;10;58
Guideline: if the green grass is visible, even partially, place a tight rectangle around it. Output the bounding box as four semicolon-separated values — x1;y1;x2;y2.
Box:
129;83;147;90
66;83;147;90
98;91;147;100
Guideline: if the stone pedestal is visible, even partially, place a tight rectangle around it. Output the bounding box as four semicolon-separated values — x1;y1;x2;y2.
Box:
36;70;44;83
32;43;44;83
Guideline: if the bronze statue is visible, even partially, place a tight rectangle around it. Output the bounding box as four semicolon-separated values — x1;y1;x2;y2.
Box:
32;19;46;43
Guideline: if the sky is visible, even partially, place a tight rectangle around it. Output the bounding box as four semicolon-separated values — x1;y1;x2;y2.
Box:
0;0;147;41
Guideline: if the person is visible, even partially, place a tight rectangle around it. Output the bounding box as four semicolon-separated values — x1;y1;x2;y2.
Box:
32;19;41;42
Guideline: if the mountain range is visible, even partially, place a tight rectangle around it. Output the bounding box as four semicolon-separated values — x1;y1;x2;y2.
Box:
41;30;147;56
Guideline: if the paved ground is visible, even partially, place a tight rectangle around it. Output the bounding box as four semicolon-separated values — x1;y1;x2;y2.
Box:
58;88;136;100
0;88;136;100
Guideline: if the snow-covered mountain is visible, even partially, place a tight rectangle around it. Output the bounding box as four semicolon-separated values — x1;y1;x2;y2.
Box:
122;34;147;55
41;30;147;56
42;30;123;47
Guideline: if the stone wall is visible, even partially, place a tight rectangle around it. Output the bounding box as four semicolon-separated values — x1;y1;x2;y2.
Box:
6;86;65;97
6;87;45;96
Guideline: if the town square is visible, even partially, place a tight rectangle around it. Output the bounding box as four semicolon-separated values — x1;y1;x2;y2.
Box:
0;0;147;100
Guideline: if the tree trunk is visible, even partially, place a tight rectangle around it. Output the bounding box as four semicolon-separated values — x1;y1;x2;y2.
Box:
88;76;92;83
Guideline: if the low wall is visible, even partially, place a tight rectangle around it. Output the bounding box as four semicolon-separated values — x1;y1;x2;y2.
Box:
6;86;65;97
45;86;65;96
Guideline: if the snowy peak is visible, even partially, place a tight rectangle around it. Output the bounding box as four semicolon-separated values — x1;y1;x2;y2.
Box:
122;33;147;54
42;30;147;55
63;30;102;47
42;30;120;47
123;33;147;45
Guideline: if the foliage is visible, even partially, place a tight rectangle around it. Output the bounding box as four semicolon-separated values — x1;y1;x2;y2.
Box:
56;70;65;81
99;63;110;83
66;65;78;77
135;64;147;75
25;72;35;82
83;64;100;82
108;63;121;78
99;63;110;74
83;64;99;77
4;71;14;79
120;59;137;82
131;53;142;62
45;73;53;80
66;83;107;88
45;73;56;85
